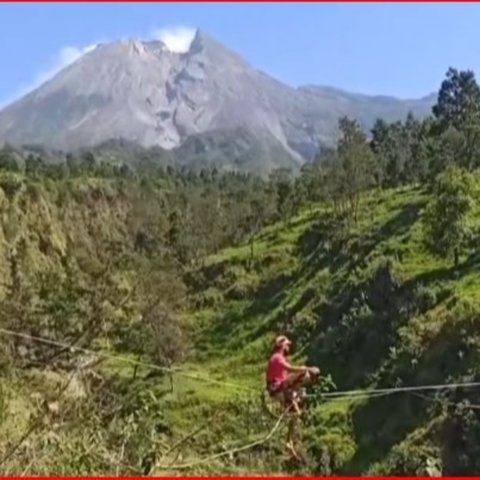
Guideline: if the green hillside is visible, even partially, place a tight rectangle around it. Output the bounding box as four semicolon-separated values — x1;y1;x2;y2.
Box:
1;67;480;475
166;181;480;475
1;169;479;474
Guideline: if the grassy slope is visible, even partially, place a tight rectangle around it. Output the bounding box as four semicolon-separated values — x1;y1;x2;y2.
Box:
1;172;480;474
156;181;480;474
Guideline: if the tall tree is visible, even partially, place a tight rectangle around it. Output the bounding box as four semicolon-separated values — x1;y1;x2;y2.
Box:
404;116;432;184
371;118;391;185
269;168;294;220
422;165;474;268
433;67;480;169
371;116;423;187
337;117;377;220
0;150;19;172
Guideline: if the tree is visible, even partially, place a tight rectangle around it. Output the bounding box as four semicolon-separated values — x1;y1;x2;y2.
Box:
25;154;42;176
297;148;334;209
0;150;19;172
371;118;393;186
80;151;96;171
428;127;465;180
433;68;480;132
337;117;377;220
371;115;424;187
244;193;269;265
402;112;424;184
321;149;346;214
269;168;294;220
433;68;480;169
143;304;186;368
405;117;432;184
385;122;410;187
422;165;474;268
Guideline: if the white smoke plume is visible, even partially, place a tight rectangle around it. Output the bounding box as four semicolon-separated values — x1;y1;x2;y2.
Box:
151;26;196;53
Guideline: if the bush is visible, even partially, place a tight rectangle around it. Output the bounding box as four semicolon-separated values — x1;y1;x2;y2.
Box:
282;311;316;346
225;281;252;300
413;283;438;313
145;305;186;367
26;181;42;202
308;431;356;474
0;173;23;201
195;287;223;308
369;433;441;476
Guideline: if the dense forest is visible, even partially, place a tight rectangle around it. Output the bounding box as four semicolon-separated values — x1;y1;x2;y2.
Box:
0;67;479;475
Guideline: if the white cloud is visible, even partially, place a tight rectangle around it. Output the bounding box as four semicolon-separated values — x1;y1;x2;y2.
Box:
151;26;196;53
57;44;97;70
0;43;97;109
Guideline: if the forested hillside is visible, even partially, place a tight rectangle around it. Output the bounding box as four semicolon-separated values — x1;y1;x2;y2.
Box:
0;67;479;475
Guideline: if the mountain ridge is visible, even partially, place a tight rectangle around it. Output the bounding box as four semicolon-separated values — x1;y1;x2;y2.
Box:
0;29;436;170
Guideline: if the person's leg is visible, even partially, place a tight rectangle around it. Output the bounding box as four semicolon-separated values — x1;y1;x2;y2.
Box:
280;378;304;415
283;370;310;393
285;399;304;461
271;370;316;413
283;370;320;460
282;369;320;413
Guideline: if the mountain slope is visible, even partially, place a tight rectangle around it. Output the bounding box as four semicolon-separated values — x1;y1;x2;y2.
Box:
0;30;435;170
173;127;302;174
180;182;480;475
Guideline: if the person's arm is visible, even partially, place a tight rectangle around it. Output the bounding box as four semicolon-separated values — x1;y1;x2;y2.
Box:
281;357;308;374
282;357;320;375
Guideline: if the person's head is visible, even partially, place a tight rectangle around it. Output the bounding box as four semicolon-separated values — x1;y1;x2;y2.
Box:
273;335;292;355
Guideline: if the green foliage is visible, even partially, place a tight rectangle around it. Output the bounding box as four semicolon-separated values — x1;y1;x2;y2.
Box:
311;431;357;474
337;117;377;219
268;168;294;220
441;399;480;474
371;113;428;187
432;68;480;170
370;431;442;476
0;151;19;172
434;68;480;128
0;172;23;200
422;165;475;266
144;305;186;367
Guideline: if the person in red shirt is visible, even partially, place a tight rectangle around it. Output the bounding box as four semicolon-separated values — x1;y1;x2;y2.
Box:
265;335;320;458
266;335;320;413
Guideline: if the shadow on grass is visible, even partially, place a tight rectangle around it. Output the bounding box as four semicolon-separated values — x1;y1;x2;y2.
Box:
216;204;424;375
199;196;478;379
297;200;426;282
402;249;480;292
343;393;428;474
344;298;480;473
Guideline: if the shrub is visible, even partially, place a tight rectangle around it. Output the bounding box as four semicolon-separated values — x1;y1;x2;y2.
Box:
0;173;23;201
369;433;441;476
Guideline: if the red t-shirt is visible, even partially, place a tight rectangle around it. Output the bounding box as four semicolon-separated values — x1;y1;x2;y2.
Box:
266;352;288;385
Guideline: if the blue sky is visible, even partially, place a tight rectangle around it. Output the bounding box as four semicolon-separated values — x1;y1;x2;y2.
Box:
1;3;480;106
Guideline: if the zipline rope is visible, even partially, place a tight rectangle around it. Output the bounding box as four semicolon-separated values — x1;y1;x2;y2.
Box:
4;326;480;473
318;380;480;399
1;327;480;401
0;327;252;392
412;391;480;410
